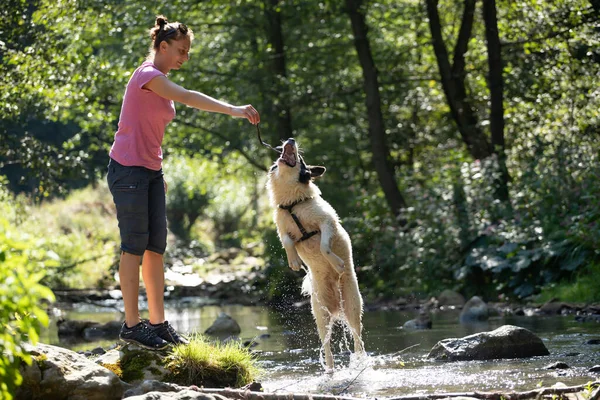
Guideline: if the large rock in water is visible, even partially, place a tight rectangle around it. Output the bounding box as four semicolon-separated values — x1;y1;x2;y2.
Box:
15;342;127;400
437;290;466;307
459;296;489;323
427;325;549;361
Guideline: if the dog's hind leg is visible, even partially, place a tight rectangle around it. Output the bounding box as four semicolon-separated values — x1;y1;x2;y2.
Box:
319;223;345;274
312;295;335;371
342;277;365;355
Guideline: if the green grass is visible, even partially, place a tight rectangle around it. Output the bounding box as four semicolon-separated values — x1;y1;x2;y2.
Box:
537;262;600;303
164;334;260;388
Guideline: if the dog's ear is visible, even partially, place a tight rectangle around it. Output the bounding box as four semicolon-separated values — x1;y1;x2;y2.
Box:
309;166;326;178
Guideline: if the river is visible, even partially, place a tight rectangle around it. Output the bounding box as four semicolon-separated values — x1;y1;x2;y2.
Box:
41;301;600;397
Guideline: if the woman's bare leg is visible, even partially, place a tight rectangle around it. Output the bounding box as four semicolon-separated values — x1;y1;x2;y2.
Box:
142;250;165;325
119;251;142;327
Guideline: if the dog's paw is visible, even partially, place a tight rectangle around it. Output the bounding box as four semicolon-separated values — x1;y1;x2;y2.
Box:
288;255;303;271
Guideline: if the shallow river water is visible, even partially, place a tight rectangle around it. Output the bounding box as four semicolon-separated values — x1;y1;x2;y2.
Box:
42;302;600;397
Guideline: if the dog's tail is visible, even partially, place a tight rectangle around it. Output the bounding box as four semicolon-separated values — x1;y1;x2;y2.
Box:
301;269;312;297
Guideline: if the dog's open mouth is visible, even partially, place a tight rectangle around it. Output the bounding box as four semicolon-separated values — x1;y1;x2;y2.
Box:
279;143;297;167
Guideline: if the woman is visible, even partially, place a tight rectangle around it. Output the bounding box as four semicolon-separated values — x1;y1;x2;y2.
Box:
107;15;260;350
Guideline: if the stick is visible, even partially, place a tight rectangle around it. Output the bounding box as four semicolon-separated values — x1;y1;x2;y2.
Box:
189;380;600;400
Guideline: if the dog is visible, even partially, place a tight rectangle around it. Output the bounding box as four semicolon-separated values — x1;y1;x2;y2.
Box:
266;138;365;370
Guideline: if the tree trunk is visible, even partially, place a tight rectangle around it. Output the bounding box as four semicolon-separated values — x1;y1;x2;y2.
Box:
425;0;492;160
345;0;407;218
482;0;511;205
264;0;293;141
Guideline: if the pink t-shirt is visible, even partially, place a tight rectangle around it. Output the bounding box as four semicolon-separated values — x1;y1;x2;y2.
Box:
109;61;176;171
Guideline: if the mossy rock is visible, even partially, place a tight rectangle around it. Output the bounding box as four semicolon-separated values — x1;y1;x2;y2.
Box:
96;337;259;388
95;344;169;385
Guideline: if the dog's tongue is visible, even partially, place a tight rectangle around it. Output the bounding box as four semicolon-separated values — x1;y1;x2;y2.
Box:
280;144;296;167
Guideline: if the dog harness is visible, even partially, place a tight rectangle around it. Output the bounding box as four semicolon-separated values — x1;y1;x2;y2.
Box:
279;198;319;242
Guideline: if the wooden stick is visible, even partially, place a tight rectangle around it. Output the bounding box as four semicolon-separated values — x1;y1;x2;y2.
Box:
190;380;600;400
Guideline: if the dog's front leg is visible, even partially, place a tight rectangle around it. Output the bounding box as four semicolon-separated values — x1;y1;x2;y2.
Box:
319;223;344;274
282;234;303;271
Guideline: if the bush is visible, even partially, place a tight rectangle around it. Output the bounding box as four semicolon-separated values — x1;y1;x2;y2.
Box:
0;177;55;400
164;154;265;249
17;181;119;289
537;262;600;303
347;140;600;301
164;157;215;241
204;175;257;249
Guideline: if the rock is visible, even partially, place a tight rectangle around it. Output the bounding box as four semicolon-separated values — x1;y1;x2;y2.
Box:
57;318;99;336
460;296;489;323
395;297;409;307
91;347;107;356
95;343;170;385
57;318;121;341
540;300;571;315
15;342;127;400
575;315;600;323
427;324;550;361
205;312;241;336
589;365;600;373
241;381;263;391
403;311;432;330
243;339;259;348
545;362;570;369
514;308;525;316
97;341;256;390
437;290;465;307
585;339;600;345
83;321;122;341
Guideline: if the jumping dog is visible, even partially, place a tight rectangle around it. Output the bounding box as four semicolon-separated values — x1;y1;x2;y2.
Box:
267;138;365;370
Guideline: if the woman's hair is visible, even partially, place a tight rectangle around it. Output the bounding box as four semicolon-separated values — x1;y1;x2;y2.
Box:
149;15;194;51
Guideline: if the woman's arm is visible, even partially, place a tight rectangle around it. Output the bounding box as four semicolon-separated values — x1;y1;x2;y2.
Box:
144;75;260;124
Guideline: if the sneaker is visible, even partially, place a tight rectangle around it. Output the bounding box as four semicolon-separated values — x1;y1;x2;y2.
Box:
119;321;169;350
148;320;189;345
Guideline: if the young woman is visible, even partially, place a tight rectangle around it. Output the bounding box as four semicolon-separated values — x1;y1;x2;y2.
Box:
107;15;260;350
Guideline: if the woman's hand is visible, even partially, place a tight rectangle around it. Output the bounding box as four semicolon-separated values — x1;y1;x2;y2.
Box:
230;105;260;125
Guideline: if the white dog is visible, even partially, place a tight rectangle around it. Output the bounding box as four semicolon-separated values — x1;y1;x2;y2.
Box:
266;138;365;370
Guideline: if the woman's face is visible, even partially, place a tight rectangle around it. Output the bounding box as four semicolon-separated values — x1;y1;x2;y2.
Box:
161;36;191;70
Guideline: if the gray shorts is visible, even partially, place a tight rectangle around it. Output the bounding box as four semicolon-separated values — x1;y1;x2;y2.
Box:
107;158;167;256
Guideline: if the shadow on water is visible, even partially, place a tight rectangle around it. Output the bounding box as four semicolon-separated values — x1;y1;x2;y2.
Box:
41;302;600;397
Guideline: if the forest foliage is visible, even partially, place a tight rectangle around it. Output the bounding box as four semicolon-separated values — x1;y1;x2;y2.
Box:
2;0;600;304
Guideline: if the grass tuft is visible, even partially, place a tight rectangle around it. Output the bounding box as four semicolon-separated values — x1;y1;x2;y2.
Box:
164;334;259;388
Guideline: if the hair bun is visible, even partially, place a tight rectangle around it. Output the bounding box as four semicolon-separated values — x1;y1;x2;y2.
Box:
155;15;168;27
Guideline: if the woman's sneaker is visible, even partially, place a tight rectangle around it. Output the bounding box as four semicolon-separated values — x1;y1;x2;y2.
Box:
119;321;169;350
148;321;189;345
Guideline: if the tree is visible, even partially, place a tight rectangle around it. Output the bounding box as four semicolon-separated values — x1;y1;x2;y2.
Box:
425;0;491;160
482;0;510;204
345;0;407;218
264;0;294;141
426;0;511;214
